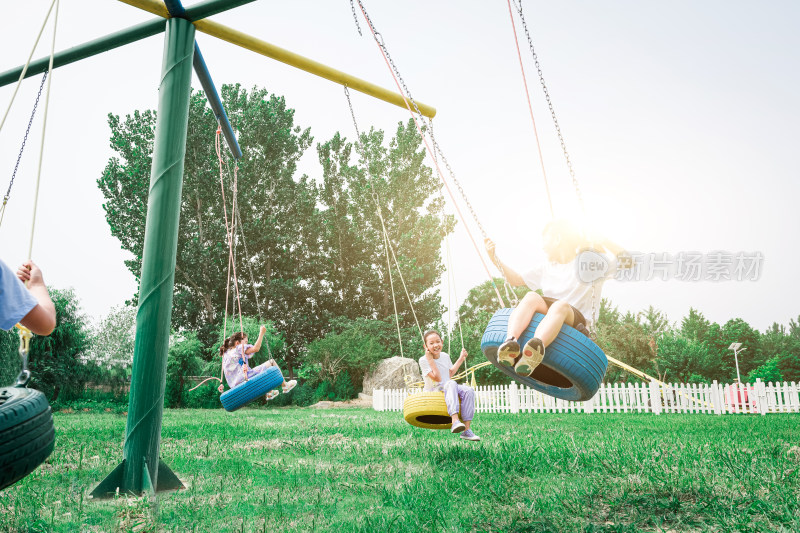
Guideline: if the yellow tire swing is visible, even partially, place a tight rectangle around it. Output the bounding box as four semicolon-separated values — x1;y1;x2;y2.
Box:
403;392;452;429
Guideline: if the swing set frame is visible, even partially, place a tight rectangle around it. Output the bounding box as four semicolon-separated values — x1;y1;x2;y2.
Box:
1;0;435;498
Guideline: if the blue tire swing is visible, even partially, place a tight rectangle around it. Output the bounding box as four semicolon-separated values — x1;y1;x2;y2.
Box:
481;308;607;402
220;366;284;412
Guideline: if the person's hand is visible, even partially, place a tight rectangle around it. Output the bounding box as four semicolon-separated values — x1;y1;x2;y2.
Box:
259;325;267;335
17;261;45;287
484;238;497;261
217;384;224;393
460;348;468;360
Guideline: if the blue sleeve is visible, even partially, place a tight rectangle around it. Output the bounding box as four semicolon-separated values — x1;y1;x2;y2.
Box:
0;259;38;331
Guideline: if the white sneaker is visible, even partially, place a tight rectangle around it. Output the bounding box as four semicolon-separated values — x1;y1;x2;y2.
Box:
460;430;481;441
451;420;466;434
282;380;297;394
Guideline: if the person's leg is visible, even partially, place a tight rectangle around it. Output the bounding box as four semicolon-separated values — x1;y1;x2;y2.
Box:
515;300;575;377
534;300;575;347
508;292;549;340
456;384;475;430
456;384;480;441
498;292;548;367
443;381;465;433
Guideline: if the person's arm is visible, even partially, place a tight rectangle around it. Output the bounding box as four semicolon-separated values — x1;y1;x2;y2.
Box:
16;261;56;336
245;325;267;355
484;238;525;286
449;349;468;377
424;353;441;382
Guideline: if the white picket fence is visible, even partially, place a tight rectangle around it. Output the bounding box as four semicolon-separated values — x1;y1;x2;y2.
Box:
373;379;800;415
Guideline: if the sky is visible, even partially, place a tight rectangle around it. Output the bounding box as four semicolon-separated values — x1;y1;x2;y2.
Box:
0;1;798;336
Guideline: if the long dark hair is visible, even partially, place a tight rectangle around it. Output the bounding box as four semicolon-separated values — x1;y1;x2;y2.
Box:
219;331;247;356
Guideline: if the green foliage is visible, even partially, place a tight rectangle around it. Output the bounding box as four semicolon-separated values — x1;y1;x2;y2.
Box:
316;122;451;329
165;332;205;408
0;328;18;387
27;287;92;401
595;300;659;382
304;317;392;389
98;85;318;365
85;304;136;389
333;371;357;400
291;381;315;407
746;356;783;383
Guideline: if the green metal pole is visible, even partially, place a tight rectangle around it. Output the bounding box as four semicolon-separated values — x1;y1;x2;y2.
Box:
92;17;195;498
0;0;254;88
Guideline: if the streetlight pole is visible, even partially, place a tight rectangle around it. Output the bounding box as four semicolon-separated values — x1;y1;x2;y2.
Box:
728;342;746;383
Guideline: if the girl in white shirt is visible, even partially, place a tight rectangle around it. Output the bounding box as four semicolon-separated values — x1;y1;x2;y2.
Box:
485;219;627;377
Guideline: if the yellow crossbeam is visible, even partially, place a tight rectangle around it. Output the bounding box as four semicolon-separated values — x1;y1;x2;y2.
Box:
117;0;437;118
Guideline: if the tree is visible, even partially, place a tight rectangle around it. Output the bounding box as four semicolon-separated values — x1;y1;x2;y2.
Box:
85;304;136;384
746;356;783;384
721;318;763;375
594;300;656;382
680;307;710;342
315;122;452;328
165;331;205;408
98;84;317;361
654;333;715;384
27;288;92;401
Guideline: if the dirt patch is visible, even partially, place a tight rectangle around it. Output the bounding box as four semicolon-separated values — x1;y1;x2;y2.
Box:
310;397;372;409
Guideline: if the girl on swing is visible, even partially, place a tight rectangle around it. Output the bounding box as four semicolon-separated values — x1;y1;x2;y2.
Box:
485;219;628;377
221;325;297;400
418;329;480;441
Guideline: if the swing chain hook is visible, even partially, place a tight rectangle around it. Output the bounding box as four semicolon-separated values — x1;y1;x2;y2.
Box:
15;325;33;387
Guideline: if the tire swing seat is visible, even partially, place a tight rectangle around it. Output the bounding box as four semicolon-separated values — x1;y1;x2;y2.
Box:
403;391;460;430
0;383;55;491
481;308;608;402
220;366;284;412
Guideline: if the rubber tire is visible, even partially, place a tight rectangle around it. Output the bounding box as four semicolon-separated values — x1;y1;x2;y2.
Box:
403;392;459;430
481;308;607;401
0;386;55;491
220;366;284;412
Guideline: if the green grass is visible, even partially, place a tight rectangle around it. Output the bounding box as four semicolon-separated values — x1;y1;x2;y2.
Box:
1;407;799;532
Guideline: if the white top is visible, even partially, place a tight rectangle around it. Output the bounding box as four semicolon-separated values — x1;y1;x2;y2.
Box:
521;252;617;328
418;352;453;391
222;343;253;388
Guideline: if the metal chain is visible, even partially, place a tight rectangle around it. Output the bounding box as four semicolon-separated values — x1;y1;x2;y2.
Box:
512;0;585;213
355;0;515;308
513;0;597;328
4;71;48;206
349;0;363;36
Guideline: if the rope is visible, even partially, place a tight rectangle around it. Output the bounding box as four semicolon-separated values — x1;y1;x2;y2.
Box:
216;126;247;383
343;86;423;345
27;0;59;261
353;0;506;310
505;0;554;219
0;0;58;136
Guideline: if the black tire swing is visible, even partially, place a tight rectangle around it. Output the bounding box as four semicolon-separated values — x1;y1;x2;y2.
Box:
0;327;55;491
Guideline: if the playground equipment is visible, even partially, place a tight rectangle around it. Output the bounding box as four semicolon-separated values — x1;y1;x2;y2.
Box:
1;0;435;497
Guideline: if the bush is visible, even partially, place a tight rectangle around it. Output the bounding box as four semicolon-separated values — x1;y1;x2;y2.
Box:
333;371;357;401
291;382;314;407
165;332;205;408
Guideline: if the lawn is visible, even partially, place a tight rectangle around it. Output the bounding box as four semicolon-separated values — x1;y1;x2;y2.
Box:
1;407;798;532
